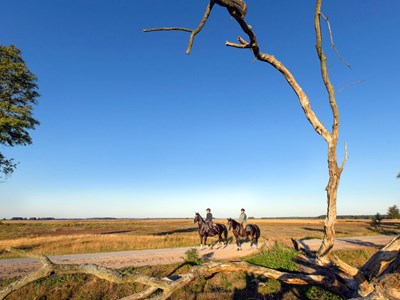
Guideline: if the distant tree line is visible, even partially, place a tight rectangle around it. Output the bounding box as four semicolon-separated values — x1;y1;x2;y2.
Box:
9;217;55;220
6;217;120;221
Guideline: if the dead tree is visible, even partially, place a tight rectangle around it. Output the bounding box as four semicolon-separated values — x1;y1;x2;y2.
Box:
144;0;345;262
1;1;399;299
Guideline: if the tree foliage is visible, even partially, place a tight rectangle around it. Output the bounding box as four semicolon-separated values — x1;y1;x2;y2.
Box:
387;205;400;219
0;45;39;177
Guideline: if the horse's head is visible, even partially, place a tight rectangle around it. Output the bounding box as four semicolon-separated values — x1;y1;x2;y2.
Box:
227;218;232;231
194;212;200;223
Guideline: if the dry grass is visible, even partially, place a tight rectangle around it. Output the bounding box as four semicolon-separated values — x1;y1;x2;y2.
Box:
0;234;199;258
0;218;397;258
1;220;396;300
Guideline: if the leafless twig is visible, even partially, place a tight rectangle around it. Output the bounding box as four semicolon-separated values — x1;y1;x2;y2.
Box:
142;2;214;54
319;12;351;69
337;80;365;94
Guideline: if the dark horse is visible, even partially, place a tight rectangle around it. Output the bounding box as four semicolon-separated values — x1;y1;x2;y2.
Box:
227;218;260;250
194;213;228;249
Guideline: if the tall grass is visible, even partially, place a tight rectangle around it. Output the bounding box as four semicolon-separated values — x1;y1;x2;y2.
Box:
0;234;200;258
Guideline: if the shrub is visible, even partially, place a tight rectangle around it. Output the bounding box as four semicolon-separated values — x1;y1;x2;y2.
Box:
303;285;342;300
370;213;384;230
184;248;204;265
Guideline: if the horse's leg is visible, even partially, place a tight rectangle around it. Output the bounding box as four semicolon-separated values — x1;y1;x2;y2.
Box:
214;232;220;249
218;232;224;248
209;236;214;249
236;236;241;251
251;229;259;247
199;235;204;250
253;228;259;247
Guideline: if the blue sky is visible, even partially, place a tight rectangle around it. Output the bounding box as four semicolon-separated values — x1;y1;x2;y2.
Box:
1;1;399;219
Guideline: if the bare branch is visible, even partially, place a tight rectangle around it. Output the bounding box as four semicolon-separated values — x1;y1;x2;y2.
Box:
214;0;248;17
337;80;365;94
361;236;400;280
142;2;214;55
225;41;250;48
340;142;348;171
119;287;157;300
142;27;192;33
6;247;53;267
331;255;374;297
319;12;351;69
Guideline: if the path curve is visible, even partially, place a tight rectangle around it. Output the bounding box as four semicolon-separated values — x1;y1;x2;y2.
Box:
0;235;395;278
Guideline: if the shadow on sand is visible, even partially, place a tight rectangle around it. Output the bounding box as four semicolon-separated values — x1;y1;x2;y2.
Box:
154;228;198;235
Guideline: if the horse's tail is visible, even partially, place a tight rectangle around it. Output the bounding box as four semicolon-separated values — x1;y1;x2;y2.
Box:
222;225;228;243
254;225;261;241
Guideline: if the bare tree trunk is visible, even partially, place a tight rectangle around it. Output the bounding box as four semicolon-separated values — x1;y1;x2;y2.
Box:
313;0;347;261
318;143;342;261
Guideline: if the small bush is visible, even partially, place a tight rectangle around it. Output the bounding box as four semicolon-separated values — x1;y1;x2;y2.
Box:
258;278;282;294
184;248;204;265
303;285;342;300
370;213;384;230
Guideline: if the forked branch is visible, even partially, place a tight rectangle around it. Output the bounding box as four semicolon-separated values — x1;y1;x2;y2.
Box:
142;0;248;55
143;1;214;55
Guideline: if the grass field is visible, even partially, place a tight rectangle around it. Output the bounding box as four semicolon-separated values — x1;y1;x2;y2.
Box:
0;218;398;300
1;218;398;258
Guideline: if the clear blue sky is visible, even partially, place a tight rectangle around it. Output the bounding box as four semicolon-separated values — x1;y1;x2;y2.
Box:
1;1;399;219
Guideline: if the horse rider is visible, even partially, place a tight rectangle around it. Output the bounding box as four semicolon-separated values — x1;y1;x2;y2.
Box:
238;208;247;234
205;208;213;233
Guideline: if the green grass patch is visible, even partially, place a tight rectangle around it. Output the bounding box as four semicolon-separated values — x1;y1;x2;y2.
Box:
333;247;377;268
246;242;298;271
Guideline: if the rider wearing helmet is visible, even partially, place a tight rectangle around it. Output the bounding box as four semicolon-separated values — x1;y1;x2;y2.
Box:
238;208;247;234
205;208;213;233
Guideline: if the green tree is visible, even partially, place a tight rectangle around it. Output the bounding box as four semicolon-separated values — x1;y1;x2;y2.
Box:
387;205;400;219
0;45;39;177
397;172;400;179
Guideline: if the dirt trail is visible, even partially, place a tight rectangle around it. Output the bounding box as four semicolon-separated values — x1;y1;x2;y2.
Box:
0;235;395;279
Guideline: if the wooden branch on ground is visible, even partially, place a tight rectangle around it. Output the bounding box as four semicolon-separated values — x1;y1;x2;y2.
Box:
360;236;400;280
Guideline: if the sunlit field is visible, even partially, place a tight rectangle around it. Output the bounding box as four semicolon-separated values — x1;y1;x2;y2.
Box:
0;218;397;258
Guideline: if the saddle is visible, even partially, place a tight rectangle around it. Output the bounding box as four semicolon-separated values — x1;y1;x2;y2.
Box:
203;223;217;235
240;224;251;236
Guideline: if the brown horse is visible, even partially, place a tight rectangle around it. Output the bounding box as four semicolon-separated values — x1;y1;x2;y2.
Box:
194;213;228;249
227;218;260;250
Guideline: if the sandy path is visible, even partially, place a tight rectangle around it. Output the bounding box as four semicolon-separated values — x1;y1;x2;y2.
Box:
0;235;395;279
